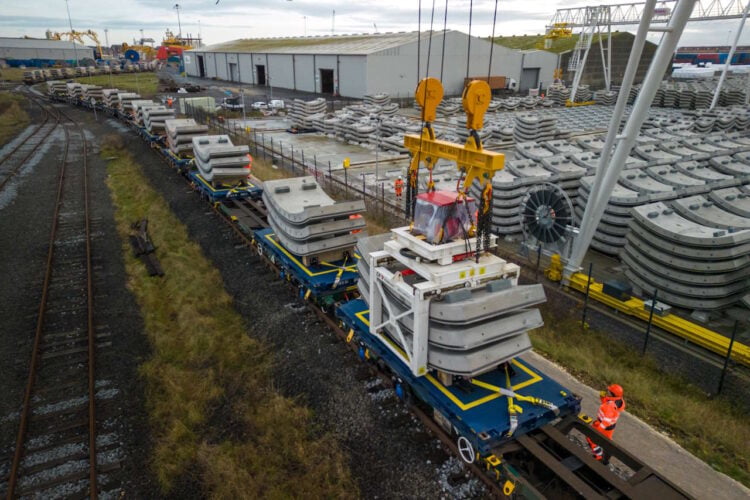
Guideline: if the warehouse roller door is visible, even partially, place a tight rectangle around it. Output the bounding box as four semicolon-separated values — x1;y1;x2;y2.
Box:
520;67;540;93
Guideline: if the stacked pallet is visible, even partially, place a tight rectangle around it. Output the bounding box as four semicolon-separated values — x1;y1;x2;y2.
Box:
143;107;175;134
262;176;366;263
192;135;251;185
623;196;750;310
165;118;209;156
363;93;390;107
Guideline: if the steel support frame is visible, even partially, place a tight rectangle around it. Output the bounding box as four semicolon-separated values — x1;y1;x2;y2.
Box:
565;0;697;278
711;1;750;109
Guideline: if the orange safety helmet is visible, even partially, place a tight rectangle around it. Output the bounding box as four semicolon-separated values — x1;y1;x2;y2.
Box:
607;384;624;398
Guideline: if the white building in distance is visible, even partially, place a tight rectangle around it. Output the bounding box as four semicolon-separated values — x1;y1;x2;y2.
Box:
184;31;558;98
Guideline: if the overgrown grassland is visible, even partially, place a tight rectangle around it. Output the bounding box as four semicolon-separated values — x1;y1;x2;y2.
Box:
0;92;30;146
532;308;750;486
0;67;26;82
103;139;356;497
76;72;158;97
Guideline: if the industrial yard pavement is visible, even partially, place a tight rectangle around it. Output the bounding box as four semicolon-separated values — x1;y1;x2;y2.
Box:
524;351;750;499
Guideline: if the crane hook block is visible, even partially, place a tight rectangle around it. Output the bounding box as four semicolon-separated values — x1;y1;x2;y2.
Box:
462;80;491;131
415;77;444;123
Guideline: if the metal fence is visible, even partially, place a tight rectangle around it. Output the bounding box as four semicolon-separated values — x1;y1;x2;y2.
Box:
184;102;407;226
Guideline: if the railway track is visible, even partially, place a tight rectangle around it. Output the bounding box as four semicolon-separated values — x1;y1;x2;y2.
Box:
0;96;60;192
0;100;117;498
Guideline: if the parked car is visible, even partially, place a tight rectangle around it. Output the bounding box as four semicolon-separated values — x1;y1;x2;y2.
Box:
251;101;268;110
220;95;244;110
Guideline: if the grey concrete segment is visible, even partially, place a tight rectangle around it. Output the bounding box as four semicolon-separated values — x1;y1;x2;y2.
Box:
680;137;730;155
624;269;748;310
644;166;710;196
515;142;555;161
262;176;365;224
589;237;623;256
622;246;750;287
628;221;750;259
708;155;750;176
192;135;250;162
634;144;683;166
625;230;750;272
504;159;554;182
731;151;750;167
578;177;643;208
632;202;750;247
575;134;606;151
710;187;750;218
267;217;360;257
540;156;587;180
672;195;750;230
618;170;676;198
541;140;584;156
272;214;366;241
673;160;737;187
658;140;709;161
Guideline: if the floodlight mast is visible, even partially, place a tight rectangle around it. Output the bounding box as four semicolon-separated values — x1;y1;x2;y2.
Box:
564;0;697;280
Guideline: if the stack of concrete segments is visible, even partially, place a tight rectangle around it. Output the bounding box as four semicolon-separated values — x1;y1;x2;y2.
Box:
164;118;209;156
66;82;83;99
131;101;158;124
709;153;750;177
513;114;556;142
575;84;593;102
117;93;142;114
192;135;251;185
622;199;750;311
82;85;104;102
46;81;68;98
363;93;390;107
48;68;62;79
473;162;553;236
574;171;677;255
102;89;121;108
262;176;366;262
515;142;555;161
355;233;545;377
288;98;327;128
593;90;618;105
143;106;176;134
540;156;587;200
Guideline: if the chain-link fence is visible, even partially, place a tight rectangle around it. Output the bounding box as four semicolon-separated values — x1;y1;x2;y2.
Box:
184;101;407;225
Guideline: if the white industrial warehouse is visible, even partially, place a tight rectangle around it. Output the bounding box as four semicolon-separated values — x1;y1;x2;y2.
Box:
0;37;93;67
184;31;558;98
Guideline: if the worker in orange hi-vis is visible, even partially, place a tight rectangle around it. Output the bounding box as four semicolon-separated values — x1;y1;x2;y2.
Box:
587;384;626;464
394;176;405;200
166;96;174;108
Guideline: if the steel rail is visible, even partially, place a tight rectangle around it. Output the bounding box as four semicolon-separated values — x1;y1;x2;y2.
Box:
5;100;98;499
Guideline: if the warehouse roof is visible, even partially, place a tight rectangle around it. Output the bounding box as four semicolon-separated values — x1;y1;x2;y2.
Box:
190;30;458;55
0;37;90;50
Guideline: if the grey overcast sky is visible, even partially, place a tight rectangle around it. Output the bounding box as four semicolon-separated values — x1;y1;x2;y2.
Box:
2;1;750;48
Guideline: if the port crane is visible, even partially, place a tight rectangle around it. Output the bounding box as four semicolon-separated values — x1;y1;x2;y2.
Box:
48;29;105;60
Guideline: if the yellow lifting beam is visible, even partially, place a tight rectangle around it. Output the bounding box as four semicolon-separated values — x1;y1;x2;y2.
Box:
403;133;504;191
405;77;504;197
567;273;750;366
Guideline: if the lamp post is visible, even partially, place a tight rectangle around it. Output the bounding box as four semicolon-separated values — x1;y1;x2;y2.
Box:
64;0;79;68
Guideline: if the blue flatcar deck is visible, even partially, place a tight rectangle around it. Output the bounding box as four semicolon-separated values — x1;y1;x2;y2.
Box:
254;227;359;298
336;299;581;455
160;148;193;172
188;171;263;203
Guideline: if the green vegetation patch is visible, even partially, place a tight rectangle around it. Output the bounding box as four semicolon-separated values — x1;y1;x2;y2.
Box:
0;92;30;146
532;307;750;486
0;68;27;82
492;32;629;54
102;138;356;496
205;35;377;53
75;73;159;98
